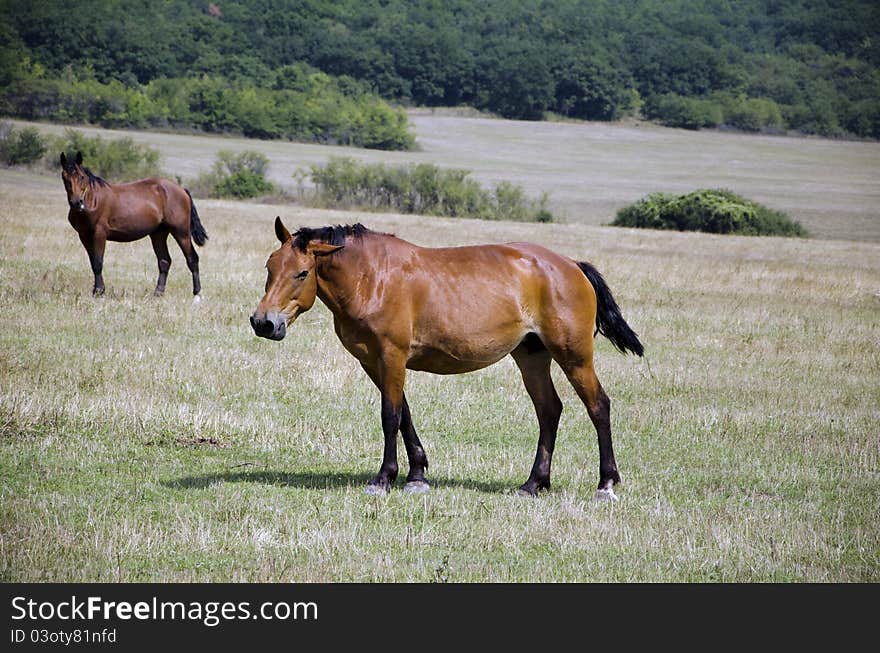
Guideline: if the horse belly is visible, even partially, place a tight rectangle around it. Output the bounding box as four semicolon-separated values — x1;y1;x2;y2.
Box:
106;225;153;242
406;344;511;374
405;286;530;374
105;185;165;241
406;323;525;374
106;210;161;241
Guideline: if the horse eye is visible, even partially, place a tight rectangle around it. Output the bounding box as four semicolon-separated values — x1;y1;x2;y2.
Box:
295;270;309;280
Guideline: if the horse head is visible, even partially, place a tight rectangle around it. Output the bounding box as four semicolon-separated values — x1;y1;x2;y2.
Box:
250;216;343;340
60;151;90;212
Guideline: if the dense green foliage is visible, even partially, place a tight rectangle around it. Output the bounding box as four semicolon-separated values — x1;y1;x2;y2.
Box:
612;189;808;237
0;122;46;166
191;151;276;199
50;129;162;181
0;62;414;150
1;0;877;138
309;157;553;222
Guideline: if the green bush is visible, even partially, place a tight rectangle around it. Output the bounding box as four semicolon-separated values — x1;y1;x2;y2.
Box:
48;129;161;180
214;169;275;199
217;150;269;178
645;94;723;130
612;189;808;237
720;96;784;132
0;66;415;151
0;123;47;165
193;150;275;199
308;157;553;222
646;93;788;134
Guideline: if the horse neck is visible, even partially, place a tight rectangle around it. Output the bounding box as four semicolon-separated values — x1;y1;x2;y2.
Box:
315;234;397;317
83;176;112;213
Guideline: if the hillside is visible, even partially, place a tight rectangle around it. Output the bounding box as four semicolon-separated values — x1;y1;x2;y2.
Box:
1;0;878;139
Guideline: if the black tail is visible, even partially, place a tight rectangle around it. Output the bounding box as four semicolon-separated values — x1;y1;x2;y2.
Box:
185;189;208;246
577;261;644;357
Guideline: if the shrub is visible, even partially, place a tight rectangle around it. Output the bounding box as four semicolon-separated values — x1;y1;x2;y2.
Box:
720;96;784;132
214;169;275;199
355;103;415;151
217;150;269;178
612;189;808;237
0;67;415;151
645;94;723;130
0;122;47;166
192;150;275;199
48;129;161;180
307;157;553;222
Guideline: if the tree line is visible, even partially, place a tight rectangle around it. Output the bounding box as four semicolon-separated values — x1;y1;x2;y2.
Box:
0;60;413;150
1;0;877;139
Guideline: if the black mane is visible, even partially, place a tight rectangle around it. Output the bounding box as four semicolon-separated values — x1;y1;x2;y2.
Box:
63;157;108;188
83;167;108;187
291;223;371;251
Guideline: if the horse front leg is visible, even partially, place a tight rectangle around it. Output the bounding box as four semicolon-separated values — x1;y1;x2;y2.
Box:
364;352;407;497
360;363;430;494
77;229;106;296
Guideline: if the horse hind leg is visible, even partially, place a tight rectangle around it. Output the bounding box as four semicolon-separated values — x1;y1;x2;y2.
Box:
150;231;172;296
400;394;430;493
560;360;620;501
511;340;563;497
171;230;201;298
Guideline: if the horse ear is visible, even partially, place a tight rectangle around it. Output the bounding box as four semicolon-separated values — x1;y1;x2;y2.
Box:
309;243;344;257
75;151;83;166
274;216;291;243
60;152;67;167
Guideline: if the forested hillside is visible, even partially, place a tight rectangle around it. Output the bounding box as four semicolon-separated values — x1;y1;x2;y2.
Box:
2;0;878;139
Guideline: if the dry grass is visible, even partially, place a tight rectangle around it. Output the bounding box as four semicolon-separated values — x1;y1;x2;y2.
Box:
12;110;880;242
1;122;878;581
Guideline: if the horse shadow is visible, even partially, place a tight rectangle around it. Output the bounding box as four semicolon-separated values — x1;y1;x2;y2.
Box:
163;468;513;495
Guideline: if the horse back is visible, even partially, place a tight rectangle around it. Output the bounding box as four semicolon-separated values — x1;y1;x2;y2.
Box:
101;178;190;240
379;239;596;371
413;241;593;313
116;178;188;210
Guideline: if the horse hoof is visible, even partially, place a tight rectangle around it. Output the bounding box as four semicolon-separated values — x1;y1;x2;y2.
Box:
192;294;202;304
516;487;538;498
403;481;430;494
154;290;165;298
593;487;618;502
364;484;388;497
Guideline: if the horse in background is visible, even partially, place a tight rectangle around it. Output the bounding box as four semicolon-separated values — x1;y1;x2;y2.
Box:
251;219;644;501
60;151;207;297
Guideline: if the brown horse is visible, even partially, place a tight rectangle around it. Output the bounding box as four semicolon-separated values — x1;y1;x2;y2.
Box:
60;151;207;297
251;219;643;500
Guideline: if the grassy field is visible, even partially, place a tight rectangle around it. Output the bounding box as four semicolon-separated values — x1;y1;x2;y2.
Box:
1;118;878;581
10;110;880;242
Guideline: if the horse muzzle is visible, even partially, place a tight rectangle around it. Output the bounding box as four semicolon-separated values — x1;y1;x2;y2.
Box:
250;311;287;341
69;198;85;211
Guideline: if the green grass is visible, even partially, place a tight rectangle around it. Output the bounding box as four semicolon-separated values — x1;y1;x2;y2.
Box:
1;166;877;582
